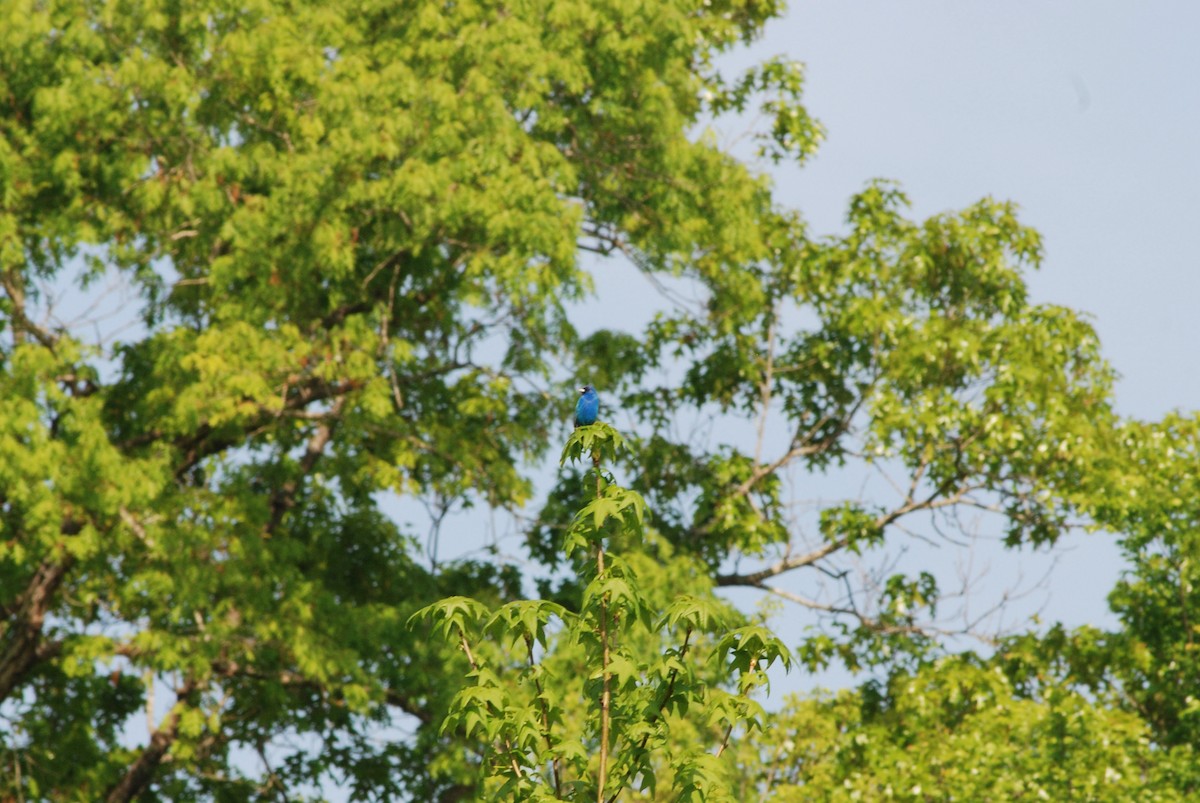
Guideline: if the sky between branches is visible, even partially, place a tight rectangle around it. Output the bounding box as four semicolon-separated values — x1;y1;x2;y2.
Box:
568;2;1200;689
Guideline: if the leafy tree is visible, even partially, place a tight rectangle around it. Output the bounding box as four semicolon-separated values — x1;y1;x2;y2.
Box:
756;655;1194;802
0;0;808;797
413;425;790;801
731;414;1200;802
1;0;1197;800
980;414;1200;792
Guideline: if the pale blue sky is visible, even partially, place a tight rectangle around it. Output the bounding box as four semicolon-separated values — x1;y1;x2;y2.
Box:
770;1;1200;420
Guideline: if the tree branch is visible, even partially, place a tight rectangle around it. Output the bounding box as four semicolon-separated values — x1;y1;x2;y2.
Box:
0;554;74;703
525;634;562;798
1;270;58;351
175;380;359;478
606;628;693;803
715;475;979;588
754;315;777;467
105;678;199;803
695;396;866;542
265;399;343;535
758;582;1000;646
116;377;360;464
716;539;847;588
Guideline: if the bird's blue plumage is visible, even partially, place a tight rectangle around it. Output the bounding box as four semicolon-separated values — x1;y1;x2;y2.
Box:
575;385;599;428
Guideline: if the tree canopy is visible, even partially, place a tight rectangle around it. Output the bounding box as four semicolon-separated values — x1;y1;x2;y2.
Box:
1;0;1197;800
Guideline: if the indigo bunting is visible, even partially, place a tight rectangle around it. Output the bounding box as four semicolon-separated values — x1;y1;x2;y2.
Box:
575;385;599;428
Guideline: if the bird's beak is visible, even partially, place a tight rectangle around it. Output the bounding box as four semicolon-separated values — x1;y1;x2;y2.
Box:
578;387;586;394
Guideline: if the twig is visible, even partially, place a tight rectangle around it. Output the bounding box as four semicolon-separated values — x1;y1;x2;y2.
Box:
526;635;562;797
754;314;777;467
605;628;693;803
457;628;523;781
715;656;758;759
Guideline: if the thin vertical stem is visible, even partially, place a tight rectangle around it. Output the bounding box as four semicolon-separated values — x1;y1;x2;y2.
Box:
457;629;480;672
715;656;759;760
593;452;612;803
596;542;611;803
526;635;562;797
605;628;694;803
754;313;777;467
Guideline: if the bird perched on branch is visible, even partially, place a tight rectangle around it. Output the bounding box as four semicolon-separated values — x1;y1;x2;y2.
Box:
575;385;599;428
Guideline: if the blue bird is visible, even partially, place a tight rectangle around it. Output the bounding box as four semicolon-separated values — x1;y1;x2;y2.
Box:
575;385;599;428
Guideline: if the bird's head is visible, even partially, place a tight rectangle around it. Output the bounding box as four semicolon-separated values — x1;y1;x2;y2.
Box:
579;385;593;395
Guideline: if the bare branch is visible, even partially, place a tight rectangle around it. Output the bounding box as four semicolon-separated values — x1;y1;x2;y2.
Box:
698;397;867;546
596;540;612;803
716;539;847;587
718;472;982;588
760;583;997;646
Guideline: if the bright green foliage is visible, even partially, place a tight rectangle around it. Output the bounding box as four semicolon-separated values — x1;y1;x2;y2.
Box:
413;427;789;800
2;0;1199;800
606;183;1116;566
996;414;1200;759
0;0;802;797
759;656;1193;802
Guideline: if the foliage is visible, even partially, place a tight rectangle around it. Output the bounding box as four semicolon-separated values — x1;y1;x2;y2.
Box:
0;0;1197;800
758;656;1195;802
412;424;789;800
